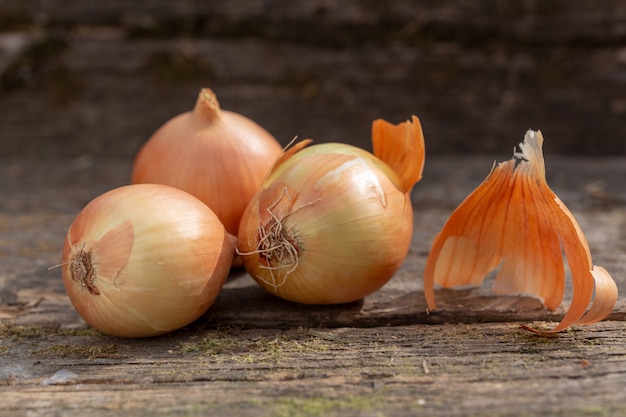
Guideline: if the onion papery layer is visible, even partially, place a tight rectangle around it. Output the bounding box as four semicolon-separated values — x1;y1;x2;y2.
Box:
423;130;618;333
239;150;414;304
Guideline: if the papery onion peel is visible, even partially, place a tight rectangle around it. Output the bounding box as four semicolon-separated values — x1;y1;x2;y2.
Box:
423;130;618;333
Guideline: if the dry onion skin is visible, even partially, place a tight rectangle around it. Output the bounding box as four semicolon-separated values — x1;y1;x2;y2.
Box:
61;184;235;338
423;130;618;333
132;88;283;236
238;116;425;304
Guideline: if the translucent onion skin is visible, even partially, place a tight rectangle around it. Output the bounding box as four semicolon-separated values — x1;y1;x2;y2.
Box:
238;117;425;304
423;130;618;333
131;88;283;236
62;184;235;338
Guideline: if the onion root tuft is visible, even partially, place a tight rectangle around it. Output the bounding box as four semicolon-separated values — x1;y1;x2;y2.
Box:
238;187;319;292
70;248;100;296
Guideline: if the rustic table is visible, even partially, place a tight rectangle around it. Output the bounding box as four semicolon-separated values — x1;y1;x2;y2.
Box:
1;154;625;416
1;1;625;414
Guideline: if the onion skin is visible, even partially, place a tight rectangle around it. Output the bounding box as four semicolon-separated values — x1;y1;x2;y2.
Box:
423;130;618;333
238;117;424;304
62;184;235;338
131;88;283;236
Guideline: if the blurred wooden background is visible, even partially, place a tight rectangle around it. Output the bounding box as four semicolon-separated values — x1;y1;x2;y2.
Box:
1;4;626;414
1;0;625;158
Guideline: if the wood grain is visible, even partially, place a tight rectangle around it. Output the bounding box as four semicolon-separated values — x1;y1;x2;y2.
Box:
2;322;626;416
1;0;625;158
1;1;626;413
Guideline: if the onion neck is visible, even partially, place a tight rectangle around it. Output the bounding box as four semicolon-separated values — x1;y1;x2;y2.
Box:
192;88;222;125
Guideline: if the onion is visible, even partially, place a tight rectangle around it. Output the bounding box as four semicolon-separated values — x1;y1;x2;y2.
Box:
61;184;235;338
237;116;425;304
132;88;283;236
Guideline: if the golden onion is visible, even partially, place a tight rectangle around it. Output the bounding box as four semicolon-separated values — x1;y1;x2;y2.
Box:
132;88;283;236
237;117;425;304
61;184;235;338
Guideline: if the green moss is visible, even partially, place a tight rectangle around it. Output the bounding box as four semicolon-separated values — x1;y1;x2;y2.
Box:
178;330;331;363
272;395;392;417
0;322;47;339
55;327;102;337
0;322;102;339
33;343;121;360
179;332;239;355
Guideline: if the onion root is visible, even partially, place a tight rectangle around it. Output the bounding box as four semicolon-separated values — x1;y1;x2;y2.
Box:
237;186;320;291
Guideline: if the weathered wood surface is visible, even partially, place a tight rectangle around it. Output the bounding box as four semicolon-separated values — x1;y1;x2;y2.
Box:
1;1;626;415
2;322;626;417
1;0;625;158
1;155;625;416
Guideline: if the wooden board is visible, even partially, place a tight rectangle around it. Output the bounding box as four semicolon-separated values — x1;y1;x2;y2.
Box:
2;322;626;417
1;0;625;158
1;3;626;413
1;155;625;416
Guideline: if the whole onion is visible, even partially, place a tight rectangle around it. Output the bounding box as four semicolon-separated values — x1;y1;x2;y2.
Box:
61;184;235;338
132;88;283;236
237;116;425;304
